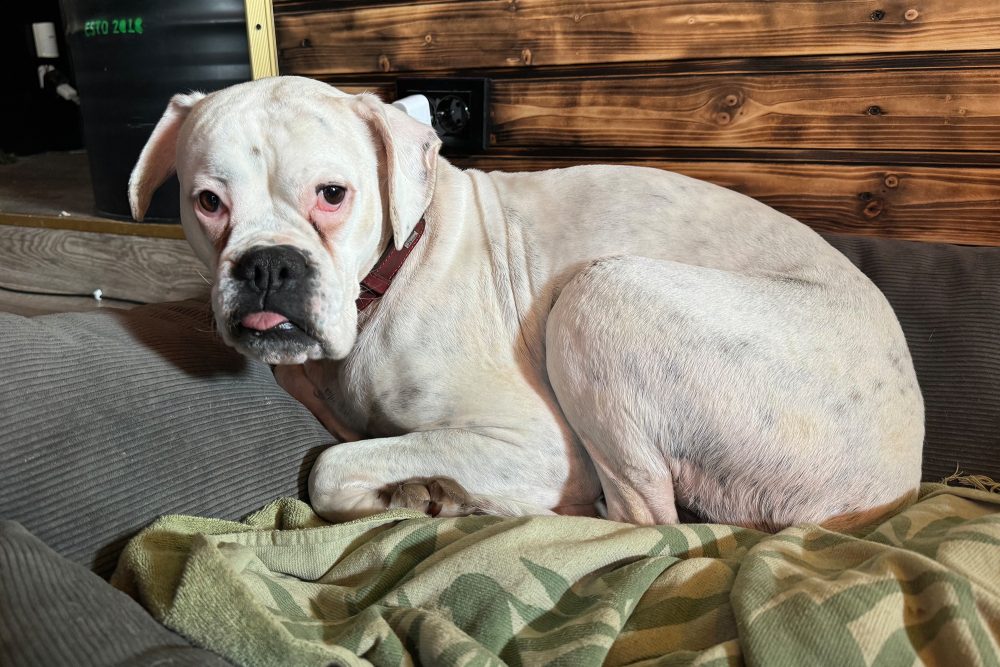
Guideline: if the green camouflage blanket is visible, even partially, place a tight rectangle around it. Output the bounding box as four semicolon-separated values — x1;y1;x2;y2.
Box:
112;484;1000;666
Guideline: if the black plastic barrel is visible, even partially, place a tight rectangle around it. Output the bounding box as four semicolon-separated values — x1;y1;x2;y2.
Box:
59;1;252;221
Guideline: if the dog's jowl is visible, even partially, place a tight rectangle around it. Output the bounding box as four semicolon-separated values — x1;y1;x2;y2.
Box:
129;76;923;531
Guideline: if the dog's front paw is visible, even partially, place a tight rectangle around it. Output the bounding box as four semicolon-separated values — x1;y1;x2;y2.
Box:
380;476;488;518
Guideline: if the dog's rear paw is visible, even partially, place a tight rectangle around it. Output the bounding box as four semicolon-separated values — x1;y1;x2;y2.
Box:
381;476;490;517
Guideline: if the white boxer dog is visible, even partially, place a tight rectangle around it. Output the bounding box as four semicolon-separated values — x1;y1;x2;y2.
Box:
129;76;923;530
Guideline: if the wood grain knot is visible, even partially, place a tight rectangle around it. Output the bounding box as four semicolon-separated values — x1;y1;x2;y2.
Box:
424;34;433;44
714;92;743;125
521;48;533;65
866;105;884;116
904;9;919;21
863;200;884;218
870;9;886;21
378;55;391;72
884;174;900;188
299;38;311;48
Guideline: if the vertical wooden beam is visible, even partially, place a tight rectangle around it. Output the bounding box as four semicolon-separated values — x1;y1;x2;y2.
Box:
245;0;279;79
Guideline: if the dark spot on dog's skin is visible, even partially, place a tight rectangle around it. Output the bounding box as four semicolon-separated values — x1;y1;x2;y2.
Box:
771;274;819;288
394;385;422;413
617;351;682;389
669;421;729;468
758;259;822;287
888;348;909;374
308;110;336;132
366;380;440;437
647;193;674;208
585;364;607;389
717;336;755;358
711;469;732;490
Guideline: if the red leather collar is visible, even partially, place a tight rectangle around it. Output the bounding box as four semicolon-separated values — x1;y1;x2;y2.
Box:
356;218;426;312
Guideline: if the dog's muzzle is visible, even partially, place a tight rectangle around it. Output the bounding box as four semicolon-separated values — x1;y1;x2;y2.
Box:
228;244;319;356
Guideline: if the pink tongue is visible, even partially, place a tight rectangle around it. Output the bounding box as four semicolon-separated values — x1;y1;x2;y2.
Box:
241;311;289;331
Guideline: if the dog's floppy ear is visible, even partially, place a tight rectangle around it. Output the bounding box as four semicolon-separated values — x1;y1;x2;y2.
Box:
128;91;206;221
353;93;441;250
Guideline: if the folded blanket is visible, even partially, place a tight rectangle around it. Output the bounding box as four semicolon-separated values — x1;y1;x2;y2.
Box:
112;485;1000;666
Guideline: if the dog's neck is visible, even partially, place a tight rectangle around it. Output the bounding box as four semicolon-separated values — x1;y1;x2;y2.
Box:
356;218;426;312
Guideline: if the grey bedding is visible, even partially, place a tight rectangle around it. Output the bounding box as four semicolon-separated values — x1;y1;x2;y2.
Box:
0;520;228;666
0;301;335;578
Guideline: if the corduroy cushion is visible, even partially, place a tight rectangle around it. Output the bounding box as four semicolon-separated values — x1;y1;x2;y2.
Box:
0;520;230;666
823;234;1000;482
0;300;335;578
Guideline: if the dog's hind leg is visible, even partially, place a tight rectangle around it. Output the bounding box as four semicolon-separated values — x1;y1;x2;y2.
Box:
545;255;923;529
545;258;689;525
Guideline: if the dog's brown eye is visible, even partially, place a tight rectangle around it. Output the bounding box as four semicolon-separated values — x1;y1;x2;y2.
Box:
198;190;221;213
320;185;346;206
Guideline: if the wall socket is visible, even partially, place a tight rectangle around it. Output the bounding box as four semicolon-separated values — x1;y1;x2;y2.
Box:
395;77;490;154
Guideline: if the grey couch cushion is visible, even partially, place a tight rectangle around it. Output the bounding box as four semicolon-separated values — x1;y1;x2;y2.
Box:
0;520;230;666
0;300;335;578
824;234;1000;483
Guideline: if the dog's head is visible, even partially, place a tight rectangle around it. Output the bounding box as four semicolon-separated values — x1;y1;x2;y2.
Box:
129;76;441;364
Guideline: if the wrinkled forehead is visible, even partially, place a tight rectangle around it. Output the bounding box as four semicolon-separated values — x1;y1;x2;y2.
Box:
176;87;375;181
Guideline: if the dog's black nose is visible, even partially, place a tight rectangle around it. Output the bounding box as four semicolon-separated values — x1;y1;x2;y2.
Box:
233;245;309;294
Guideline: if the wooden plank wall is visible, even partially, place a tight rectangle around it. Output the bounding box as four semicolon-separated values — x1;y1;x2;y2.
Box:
273;0;1000;246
